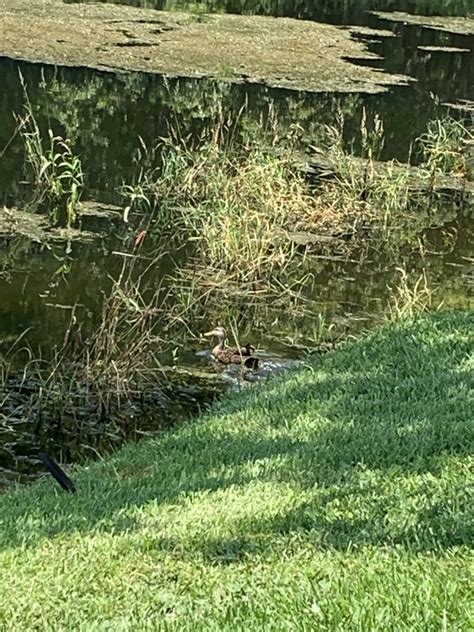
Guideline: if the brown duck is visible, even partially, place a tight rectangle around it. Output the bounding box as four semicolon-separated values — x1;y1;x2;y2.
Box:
204;326;259;369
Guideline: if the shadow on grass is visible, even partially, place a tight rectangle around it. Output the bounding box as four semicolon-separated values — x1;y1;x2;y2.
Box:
1;310;472;556
195;473;473;565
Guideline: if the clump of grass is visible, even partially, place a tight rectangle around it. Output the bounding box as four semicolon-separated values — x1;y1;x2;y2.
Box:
303;113;472;254
419;116;473;177
387;267;437;320
79;260;164;401
0;256;169;453
120;109;471;316
129;117;316;284
16;73;84;228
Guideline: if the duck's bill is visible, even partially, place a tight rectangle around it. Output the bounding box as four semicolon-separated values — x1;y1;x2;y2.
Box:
203;331;216;337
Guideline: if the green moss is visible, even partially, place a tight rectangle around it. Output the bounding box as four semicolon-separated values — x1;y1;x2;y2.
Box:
0;311;473;629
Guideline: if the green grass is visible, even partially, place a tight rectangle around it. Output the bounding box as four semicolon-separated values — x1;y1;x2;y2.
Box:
0;311;473;630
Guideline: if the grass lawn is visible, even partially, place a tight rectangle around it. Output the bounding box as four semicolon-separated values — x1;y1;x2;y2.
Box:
0;311;472;630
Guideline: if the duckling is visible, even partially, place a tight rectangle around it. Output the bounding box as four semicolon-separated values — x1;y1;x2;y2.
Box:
204;326;259;369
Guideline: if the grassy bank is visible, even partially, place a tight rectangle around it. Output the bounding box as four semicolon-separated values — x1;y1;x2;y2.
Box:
0;311;473;630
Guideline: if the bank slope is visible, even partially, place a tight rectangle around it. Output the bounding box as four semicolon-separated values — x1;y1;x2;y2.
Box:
0;311;473;630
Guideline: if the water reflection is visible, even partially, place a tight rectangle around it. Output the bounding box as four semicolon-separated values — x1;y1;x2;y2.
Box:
1;212;472;355
0;51;467;204
1;3;472;205
63;0;473;22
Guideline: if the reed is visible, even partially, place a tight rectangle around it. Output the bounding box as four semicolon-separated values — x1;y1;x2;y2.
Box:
387;267;437;320
0;254;170;450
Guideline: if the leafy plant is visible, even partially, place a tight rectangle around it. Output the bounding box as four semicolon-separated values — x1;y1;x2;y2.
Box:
17;73;84;228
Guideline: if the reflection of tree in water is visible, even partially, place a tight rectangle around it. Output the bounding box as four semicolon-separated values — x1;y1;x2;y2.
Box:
0;68;439;197
64;0;471;21
0;59;365;198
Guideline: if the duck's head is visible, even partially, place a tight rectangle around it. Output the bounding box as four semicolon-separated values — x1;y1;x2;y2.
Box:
204;326;227;342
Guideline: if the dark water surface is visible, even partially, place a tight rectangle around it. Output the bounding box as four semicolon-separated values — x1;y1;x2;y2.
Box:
0;1;472;487
64;0;473;21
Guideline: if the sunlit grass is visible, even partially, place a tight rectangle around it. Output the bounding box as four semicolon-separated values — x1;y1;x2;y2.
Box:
0;310;472;629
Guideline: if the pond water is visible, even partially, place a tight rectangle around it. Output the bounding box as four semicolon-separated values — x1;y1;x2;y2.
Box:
0;1;472;488
64;0;473;22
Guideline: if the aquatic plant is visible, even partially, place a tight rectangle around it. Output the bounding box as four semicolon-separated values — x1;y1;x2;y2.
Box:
82;257;165;396
419;116;473;177
17;73;84;228
387;267;436;320
118;109;471;325
297;113;472;253
127;110;322;283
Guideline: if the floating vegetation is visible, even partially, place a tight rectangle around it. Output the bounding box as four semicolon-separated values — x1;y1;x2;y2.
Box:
374;12;474;37
418;46;470;53
0;0;410;94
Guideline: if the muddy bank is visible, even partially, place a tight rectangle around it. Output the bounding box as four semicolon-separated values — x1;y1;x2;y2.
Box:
0;0;410;93
374;12;474;37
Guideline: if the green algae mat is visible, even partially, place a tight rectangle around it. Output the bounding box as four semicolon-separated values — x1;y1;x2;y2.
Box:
374;12;474;36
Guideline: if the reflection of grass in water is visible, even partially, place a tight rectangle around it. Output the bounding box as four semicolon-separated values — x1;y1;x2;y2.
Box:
0;310;472;629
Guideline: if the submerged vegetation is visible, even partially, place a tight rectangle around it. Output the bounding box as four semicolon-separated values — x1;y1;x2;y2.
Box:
0;310;472;628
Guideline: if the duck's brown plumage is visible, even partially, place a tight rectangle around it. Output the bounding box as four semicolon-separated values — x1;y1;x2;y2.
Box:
204;327;259;369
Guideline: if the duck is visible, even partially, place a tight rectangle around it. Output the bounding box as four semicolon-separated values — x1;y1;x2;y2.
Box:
204;326;259;369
